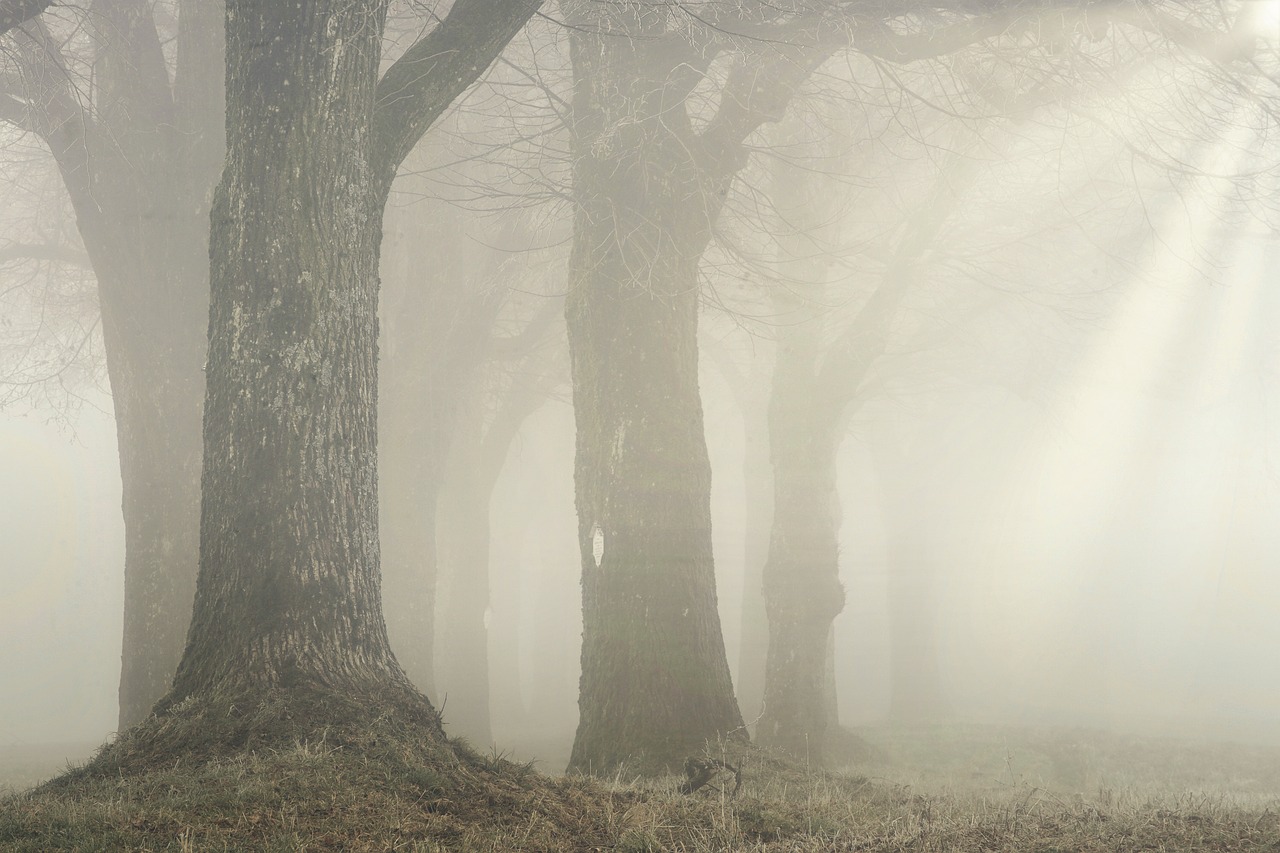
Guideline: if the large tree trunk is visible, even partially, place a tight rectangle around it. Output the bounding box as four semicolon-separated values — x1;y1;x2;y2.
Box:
167;0;418;706
562;5;746;775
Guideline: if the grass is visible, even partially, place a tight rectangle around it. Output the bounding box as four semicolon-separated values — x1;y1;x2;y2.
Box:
4;714;1280;851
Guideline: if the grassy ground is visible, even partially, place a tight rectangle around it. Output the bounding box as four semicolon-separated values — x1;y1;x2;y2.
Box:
4;717;1280;851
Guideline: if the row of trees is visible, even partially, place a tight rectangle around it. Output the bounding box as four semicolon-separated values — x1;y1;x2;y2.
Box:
0;0;1270;775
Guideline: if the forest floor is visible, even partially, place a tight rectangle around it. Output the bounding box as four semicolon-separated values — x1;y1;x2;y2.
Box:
3;718;1280;851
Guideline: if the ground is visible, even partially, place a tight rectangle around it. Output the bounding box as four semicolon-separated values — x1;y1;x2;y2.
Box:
4;712;1280;851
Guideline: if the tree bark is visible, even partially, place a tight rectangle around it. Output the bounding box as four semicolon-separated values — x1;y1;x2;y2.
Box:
168;0;412;702
561;3;749;775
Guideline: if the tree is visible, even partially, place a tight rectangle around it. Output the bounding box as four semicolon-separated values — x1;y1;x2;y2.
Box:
1;0;224;727
559;1;842;774
554;0;1102;773
121;0;538;742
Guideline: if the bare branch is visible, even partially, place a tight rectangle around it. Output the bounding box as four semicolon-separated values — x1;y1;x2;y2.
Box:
489;294;562;359
8;21;96;212
372;0;542;190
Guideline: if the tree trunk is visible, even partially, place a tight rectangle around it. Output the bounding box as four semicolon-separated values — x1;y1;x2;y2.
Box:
167;0;418;707
756;384;845;761
736;401;773;727
15;0;227;728
561;3;758;774
84;180;216;729
102;260;207;728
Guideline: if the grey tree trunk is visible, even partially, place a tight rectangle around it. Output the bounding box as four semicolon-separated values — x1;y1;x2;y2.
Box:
756;368;845;761
561;5;753;774
167;0;415;702
162;0;541;716
5;0;228;728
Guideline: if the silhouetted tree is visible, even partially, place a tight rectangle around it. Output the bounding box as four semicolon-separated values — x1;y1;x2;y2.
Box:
1;0;224;727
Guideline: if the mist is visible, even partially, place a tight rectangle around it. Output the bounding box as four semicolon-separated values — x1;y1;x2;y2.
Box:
3;0;1280;847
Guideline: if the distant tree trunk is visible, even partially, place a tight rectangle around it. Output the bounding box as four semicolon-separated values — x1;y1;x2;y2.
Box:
736;393;773;726
437;345;558;745
2;4;221;729
436;396;494;745
756;366;845;760
562;6;745;773
96;229;210;729
378;198;473;696
886;543;946;722
11;0;230;728
378;433;444;694
488;502;531;736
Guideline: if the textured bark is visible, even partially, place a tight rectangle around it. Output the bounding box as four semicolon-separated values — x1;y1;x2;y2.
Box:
168;0;412;700
563;4;746;775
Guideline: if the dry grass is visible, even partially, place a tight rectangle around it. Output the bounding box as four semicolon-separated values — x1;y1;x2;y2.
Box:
4;716;1280;851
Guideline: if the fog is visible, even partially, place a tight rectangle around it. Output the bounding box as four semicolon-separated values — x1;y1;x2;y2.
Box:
6;238;1279;761
3;0;1280;797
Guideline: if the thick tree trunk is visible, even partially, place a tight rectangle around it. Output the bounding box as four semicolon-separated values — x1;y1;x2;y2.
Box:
563;181;743;774
562;3;747;774
167;0;418;706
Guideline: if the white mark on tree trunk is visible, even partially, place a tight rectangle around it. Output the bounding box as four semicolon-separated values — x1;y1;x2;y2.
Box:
591;523;604;568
